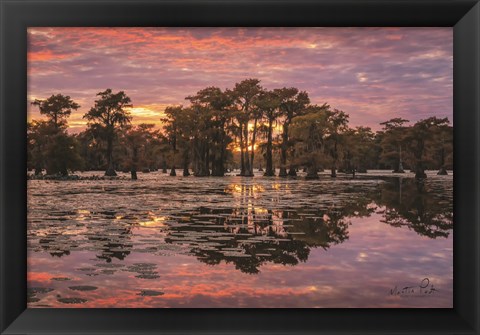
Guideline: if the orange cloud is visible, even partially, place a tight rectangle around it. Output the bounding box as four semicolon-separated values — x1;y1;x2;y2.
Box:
28;50;77;62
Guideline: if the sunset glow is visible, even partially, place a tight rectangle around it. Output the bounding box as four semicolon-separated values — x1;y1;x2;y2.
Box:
27;27;453;133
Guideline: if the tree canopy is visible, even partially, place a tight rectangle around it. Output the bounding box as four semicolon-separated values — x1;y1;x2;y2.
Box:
28;80;453;180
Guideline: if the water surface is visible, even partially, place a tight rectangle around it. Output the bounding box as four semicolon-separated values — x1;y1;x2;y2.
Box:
27;170;453;308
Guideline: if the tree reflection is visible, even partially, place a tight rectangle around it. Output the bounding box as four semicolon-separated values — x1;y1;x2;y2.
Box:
86;227;133;262
30;176;452;276
374;177;453;238
164;200;372;274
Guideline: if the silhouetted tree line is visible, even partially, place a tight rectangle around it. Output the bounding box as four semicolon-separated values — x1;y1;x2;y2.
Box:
28;80;453;180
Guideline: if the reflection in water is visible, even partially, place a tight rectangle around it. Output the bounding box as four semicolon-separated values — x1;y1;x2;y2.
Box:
27;171;453;307
164;206;352;274
374;178;453;238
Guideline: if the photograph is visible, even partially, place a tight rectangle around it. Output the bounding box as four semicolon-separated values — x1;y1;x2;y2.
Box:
26;27;453;308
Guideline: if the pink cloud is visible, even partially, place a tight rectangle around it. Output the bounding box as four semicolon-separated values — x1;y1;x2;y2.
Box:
27;27;453;132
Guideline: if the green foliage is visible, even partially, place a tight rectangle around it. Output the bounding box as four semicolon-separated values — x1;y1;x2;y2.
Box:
83;89;133;128
29;95;82;176
117;124;159;178
44;131;83;175
31;94;80;129
404;117;450;178
274;87;310;176
290;104;330;175
28;83;453;180
378;118;410;171
83;89;133;176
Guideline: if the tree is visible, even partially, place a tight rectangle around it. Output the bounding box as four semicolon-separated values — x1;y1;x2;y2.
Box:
324;109;349;177
83;89;132;176
231;79;263;176
341;126;377;175
186;87;234;176
76;127;107;171
29;94;83;176
44;131;83;176
27;120;83;176
28;120;56;175
31;94;80;130
275;88;310;177
404;117;450;179
119;124;157;180
162;106;183;176
254;90;282;176
433;124;453;175
379;118;410;173
290;104;331;179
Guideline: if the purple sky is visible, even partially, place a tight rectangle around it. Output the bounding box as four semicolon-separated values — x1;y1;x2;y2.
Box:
27;27;453;133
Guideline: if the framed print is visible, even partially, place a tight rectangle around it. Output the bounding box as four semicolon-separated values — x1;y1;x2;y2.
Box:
1;0;479;334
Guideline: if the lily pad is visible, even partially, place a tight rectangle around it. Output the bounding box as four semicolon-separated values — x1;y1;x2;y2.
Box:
58;297;88;304
68;285;98;291
135;274;160;279
28;287;54;295
137;290;164;297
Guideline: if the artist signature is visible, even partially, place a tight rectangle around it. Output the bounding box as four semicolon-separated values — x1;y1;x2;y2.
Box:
390;278;438;297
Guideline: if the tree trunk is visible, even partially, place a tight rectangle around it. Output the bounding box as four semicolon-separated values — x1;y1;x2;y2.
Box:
130;147;138;180
194;141;209;177
414;141;427;179
183;150;190;176
415;163;427;179
211;152;224;176
192;138;201;176
287;147;296;177
437;167;448;175
394;145;405;173
279;122;289;177
330;141;337;177
239;124;245;176
60;163;68;177
162;159;167;173
264;119;275;176
305;165;319;179
248;118;258;176
105;135;117;176
211;129;226;177
243;122;251;176
204;143;210;176
437;146;448;175
331;166;337;178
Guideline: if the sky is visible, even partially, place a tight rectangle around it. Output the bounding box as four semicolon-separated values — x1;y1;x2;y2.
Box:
27;27;453;133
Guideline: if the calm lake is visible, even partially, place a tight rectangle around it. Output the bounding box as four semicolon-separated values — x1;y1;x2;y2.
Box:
27;170;453;308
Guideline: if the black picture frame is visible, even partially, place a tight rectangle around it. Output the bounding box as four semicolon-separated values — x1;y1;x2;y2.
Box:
1;0;479;334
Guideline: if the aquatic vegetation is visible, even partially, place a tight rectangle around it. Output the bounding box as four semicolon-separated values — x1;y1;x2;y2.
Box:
138;290;164;297
57;297;88;304
68;286;98;291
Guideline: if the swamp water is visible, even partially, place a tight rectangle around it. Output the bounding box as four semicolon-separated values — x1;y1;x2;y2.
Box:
27;170;453;308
